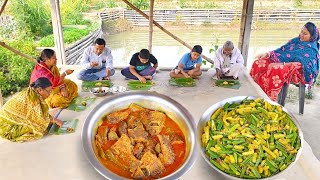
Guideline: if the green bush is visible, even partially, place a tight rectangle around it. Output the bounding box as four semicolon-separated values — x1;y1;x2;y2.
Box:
0;40;37;97
107;0;117;8
9;0;52;37
294;0;303;7
127;0;149;10
39;28;91;47
60;0;91;25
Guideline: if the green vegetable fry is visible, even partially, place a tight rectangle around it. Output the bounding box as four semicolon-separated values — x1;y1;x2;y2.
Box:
201;98;301;179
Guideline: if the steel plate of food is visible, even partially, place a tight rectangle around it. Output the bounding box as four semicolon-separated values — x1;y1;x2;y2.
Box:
198;96;303;179
82;91;197;179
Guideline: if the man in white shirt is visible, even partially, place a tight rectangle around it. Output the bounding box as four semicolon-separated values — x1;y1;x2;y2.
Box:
207;40;244;80
77;38;115;81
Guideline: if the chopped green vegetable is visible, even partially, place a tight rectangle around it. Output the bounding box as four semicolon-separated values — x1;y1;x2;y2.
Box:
201;98;301;178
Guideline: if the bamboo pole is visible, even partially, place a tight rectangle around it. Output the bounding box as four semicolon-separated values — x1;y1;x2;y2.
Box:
121;0;214;64
0;41;37;63
0;0;8;16
148;0;154;53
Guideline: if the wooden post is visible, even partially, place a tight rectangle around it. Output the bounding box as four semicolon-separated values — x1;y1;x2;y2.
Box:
148;0;154;53
49;0;66;65
121;0;214;64
238;0;254;67
0;0;8;16
0;41;37;62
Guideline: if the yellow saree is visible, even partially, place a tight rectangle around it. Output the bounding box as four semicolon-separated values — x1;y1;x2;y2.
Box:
0;88;51;142
30;64;78;109
45;77;78;109
47;66;78;108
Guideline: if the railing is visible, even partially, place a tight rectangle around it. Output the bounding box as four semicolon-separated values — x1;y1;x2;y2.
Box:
99;8;125;21
65;28;103;65
99;9;320;26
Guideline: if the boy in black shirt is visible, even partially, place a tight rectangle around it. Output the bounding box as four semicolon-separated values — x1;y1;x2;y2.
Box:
121;49;158;83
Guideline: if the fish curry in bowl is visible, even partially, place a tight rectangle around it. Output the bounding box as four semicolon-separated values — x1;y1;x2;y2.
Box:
95;103;187;179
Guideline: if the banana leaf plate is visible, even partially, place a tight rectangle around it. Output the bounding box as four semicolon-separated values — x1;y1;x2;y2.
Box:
67;96;96;112
169;78;196;87
215;79;241;89
49;119;79;135
127;80;154;90
81;80;113;92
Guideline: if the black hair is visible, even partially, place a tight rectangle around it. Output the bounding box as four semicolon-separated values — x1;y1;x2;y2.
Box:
192;45;203;54
30;77;52;89
94;38;106;46
37;49;55;63
304;22;315;40
139;49;150;59
304;22;319;49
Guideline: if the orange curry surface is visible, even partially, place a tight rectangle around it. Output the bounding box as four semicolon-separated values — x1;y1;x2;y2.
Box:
95;107;186;179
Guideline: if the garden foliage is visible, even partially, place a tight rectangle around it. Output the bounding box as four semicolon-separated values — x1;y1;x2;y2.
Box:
0;40;37;97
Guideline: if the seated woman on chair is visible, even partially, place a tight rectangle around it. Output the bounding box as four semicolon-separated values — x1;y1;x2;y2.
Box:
250;22;319;101
30;49;78;108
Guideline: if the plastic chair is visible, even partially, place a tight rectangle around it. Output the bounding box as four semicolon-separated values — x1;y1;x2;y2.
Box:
277;63;305;114
277;82;305;114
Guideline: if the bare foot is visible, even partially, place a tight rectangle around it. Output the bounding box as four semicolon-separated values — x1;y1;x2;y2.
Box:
144;76;153;80
102;76;110;80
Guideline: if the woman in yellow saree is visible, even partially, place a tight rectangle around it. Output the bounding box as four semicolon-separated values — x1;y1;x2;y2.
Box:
0;77;63;142
30;49;78;108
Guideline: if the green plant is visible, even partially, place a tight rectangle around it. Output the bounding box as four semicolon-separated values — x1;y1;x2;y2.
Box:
39;28;91;47
0;40;37;97
128;0;149;10
179;0;186;8
107;0;117;8
294;0;303;7
204;1;218;9
60;0;91;25
9;0;52;37
204;34;220;68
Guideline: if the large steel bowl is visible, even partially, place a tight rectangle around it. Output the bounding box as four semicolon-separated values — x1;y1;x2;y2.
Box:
82;91;197;180
197;96;304;180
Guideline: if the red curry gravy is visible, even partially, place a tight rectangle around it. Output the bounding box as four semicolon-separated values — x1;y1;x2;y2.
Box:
94;107;186;179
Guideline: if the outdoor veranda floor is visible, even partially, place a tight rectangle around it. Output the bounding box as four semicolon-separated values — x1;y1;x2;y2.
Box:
0;66;320;179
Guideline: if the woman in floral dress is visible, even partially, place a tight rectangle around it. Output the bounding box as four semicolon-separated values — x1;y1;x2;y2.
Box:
250;22;319;100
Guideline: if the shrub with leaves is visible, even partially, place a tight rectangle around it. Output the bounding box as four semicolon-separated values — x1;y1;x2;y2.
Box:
39;28;91;47
9;0;52;37
60;0;91;25
0;40;37;97
128;0;149;10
